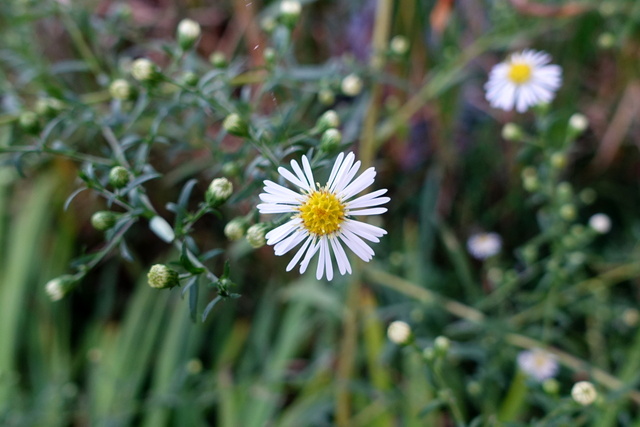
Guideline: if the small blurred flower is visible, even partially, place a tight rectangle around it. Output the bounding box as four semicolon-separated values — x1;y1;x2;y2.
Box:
209;51;227;68
316;110;340;132
318;88;336;105
256;153;389;280
387;321;412;345
389;35;409;56
246;223;269;248
109;166;130;188
622;308;639;327
559;204;577;221
597;33;615;49
224;217;247;241
501;123;523;141
206;177;233;207
147;264;180;289
485;50;562;113
131;58;159;82
35;97;64;117
467;232;502;260
434;336;451;355
19;111;40;134
341;74;363;97
109;79;133;100
589;213;611;234
571;381;597;406
320;128;342;152
91;211;119;231
223;113;249;137
177;18;201;50
45;275;76;301
517;349;559;382
280;1;302;27
569;113;589;134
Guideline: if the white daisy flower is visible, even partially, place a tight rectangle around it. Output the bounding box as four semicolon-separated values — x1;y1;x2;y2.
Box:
467;232;502;260
257;152;389;280
485;49;562;113
517;349;559;382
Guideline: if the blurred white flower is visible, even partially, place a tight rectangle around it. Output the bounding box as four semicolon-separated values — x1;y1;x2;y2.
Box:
387;321;411;344
341;74;363;97
517;349;559;382
485;50;562;113
569;113;589;133
589;213;611;234
467;232;502;260
571;381;597;406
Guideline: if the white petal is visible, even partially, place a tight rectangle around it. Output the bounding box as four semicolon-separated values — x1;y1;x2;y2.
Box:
329;152;355;193
259;193;300;205
323;238;333;281
347;207;388;216
257;204;297;213
333;160;361;194
316;238;326;280
266;218;301;245
291;159;312;190
339;229;375;261
274;230;307;256
346;196;390;209
326;152;345;189
301;155;317;191
342;221;380;243
287;236;313;271
339;167;376;200
329;236;351;275
345;219;387;237
278;166;309;190
300;239;320;274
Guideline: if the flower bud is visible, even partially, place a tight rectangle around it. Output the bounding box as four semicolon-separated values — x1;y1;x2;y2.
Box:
223;113;249;137
341;74;363;97
279;0;302;27
177;18;201;50
109;79;134;100
109;166;130;188
556;182;573;202
45;275;76;301
559;204;577;221
209;51;227;68
387;320;412;345
246;223;269;248
316;110;340;132
543;379;560;395
597;32;615;49
320;128;342;152
206;177;233;207
131;58;159;82
261;16;277;33
147;264;180;289
221;161;241;177
19;111;40;134
91;211;119;231
550;152;567;170
434;336;450;355
224;217;247;241
579;188;597;205
568;113;589;134
318;88;335;105
502;123;523;141
263;47;276;66
389;35;409;56
521;167;539;192
589;213;611;234
571;381;597;406
35;97;64;117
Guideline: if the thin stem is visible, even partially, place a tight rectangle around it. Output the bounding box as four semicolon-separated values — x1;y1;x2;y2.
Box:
0;146;112;166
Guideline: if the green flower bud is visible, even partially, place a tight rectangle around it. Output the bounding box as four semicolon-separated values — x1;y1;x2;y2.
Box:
260;16;277;33
206;177;233;207
19;111;40;134
221;161;241;177
45;274;76;301
246;223;269;248
502;123;523;141
571;381;597;406
109;79;134;100
341;74;363;97
108;166;130;188
279;0;302;28
387;320;412;345
556;182;573;202
389;35;409;56
209;51;227;68
224;217;248;241
559;204;577;221
579;188;597;205
316;110;340;132
434;336;451;355
320;128;342;152
131;58;159;82
91;211;119;231
35;97;64;117
521;167;539;192
318;88;335;105
550;152;567;169
177;18;201;51
543;379;560;395
180;71;199;86
223;113;249;137
263;47;276;65
568;113;588;135
597;33;615;49
147;264;180;289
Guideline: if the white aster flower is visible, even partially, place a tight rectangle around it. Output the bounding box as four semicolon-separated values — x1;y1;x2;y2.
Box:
257;152;389;280
467;232;502;260
589;213;611;234
517;349;559;382
485;49;562;113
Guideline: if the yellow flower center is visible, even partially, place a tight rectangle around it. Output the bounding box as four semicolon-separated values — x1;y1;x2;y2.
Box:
298;189;345;236
508;63;532;84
